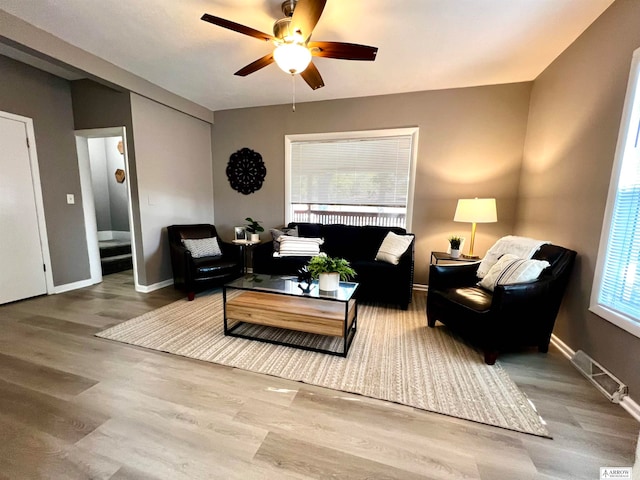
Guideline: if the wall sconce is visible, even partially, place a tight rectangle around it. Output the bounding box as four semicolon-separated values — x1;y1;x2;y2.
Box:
454;198;497;258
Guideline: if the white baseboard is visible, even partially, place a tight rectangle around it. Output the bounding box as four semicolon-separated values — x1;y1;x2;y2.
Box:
550;334;639;423
136;279;173;293
51;278;98;294
413;283;428;292
550;334;575;360
53;276;173;295
621;396;640;422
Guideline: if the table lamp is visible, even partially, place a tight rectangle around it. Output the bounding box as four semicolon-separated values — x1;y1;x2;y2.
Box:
453;198;497;258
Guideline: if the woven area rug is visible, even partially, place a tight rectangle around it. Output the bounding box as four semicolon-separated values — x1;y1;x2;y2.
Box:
96;291;549;437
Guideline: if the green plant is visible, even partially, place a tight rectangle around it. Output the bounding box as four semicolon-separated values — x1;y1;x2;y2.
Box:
448;235;462;250
307;254;356;281
244;217;264;234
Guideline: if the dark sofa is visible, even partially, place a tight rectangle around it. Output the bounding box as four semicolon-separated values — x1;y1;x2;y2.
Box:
252;223;415;309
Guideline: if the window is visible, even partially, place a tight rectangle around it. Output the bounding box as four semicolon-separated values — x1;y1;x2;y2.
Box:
285;128;418;230
590;48;640;337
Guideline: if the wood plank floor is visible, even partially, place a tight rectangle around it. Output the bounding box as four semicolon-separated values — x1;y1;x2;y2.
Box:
0;270;637;479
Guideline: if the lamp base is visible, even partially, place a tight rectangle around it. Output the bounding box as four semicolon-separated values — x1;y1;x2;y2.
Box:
462;254;480;260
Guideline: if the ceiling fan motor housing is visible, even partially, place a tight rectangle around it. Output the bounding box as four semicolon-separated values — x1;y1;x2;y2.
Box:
273;17;295;40
281;0;297;18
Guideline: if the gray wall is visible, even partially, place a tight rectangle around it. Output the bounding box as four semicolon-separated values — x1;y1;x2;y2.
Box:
0;9;213;124
0;55;90;286
517;0;640;394
130;93;215;286
212;83;532;285
70;79;147;283
72;81;215;287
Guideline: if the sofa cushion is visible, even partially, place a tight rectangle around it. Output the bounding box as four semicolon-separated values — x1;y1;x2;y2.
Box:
270;226;298;252
182;237;222;258
433;286;493;313
192;256;239;277
277;236;323;256
321;224;365;259
478;254;550;292
375;231;413;265
291;222;323;238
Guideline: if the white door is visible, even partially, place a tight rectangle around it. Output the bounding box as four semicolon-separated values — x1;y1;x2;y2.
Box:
0;115;47;304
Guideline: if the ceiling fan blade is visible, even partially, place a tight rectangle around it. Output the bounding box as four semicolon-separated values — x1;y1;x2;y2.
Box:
201;13;275;42
300;61;324;90
234;53;275;77
290;0;327;41
308;41;378;61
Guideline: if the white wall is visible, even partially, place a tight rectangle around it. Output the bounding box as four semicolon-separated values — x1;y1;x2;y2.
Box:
104;136;129;232
88;137;111;231
130;93;215;286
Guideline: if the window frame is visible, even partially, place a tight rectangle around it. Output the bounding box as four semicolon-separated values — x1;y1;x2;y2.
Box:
589;47;640;338
284;128;419;231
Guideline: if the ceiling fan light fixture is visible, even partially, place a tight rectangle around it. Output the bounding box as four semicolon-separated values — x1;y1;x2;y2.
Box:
274;42;311;74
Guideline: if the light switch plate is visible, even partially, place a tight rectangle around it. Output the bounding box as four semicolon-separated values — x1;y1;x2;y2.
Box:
66;194;75;204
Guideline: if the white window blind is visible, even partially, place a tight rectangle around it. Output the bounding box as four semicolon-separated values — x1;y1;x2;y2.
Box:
290;136;412;207
591;48;640;336
598;128;640;320
285;129;417;229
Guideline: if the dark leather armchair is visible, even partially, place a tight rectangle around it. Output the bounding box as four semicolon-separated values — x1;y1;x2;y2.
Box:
426;244;576;364
167;224;243;300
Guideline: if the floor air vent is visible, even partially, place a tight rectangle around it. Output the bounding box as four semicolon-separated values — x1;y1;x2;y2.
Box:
570;350;628;403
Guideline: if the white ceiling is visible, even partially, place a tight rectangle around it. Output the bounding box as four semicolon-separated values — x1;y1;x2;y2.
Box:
0;0;614;112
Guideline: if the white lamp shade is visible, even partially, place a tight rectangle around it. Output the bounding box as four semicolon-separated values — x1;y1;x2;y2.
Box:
274;43;312;74
454;198;497;223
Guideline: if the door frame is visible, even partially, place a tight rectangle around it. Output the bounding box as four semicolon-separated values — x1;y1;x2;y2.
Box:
74;126;141;290
0;110;54;294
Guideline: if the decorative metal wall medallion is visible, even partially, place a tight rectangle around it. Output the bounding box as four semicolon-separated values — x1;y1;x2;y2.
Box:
226;148;267;195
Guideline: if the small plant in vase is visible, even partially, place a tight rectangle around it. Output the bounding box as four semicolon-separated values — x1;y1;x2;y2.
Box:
307;254;356;291
245;217;264;241
448;235;463;258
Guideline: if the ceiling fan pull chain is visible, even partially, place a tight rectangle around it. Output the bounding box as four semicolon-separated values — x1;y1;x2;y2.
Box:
292;73;296;112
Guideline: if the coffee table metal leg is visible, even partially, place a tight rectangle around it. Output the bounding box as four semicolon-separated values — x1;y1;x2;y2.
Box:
223;287;229;334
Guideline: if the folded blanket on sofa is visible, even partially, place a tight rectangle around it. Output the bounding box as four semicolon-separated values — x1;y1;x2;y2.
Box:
477;235;549;278
274;236;324;257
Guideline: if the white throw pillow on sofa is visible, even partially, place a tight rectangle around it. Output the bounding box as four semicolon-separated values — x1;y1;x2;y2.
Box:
478;253;550;292
270;226;298;252
277;236;323;257
182;237;222;258
375;231;413;265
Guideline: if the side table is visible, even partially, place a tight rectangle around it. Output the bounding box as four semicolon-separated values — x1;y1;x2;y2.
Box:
430;251;481;265
233;239;261;273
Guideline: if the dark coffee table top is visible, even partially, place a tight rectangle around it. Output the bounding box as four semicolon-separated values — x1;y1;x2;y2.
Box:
224;274;358;303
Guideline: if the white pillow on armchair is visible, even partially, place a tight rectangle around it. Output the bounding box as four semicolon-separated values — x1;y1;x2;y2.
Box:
477;235;550;278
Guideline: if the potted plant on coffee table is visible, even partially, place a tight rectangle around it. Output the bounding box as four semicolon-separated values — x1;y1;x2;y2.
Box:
448;235;462;258
307;254;356;291
245;217;264;242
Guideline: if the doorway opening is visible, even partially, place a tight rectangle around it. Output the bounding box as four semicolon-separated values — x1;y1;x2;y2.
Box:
75;127;140;290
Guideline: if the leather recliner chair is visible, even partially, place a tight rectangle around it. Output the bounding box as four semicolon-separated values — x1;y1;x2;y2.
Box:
426;243;576;364
167;224;243;300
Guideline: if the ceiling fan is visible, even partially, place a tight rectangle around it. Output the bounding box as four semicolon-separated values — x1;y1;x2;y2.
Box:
201;0;378;91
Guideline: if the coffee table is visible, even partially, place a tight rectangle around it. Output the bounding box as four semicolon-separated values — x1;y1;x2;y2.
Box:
223;274;359;357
